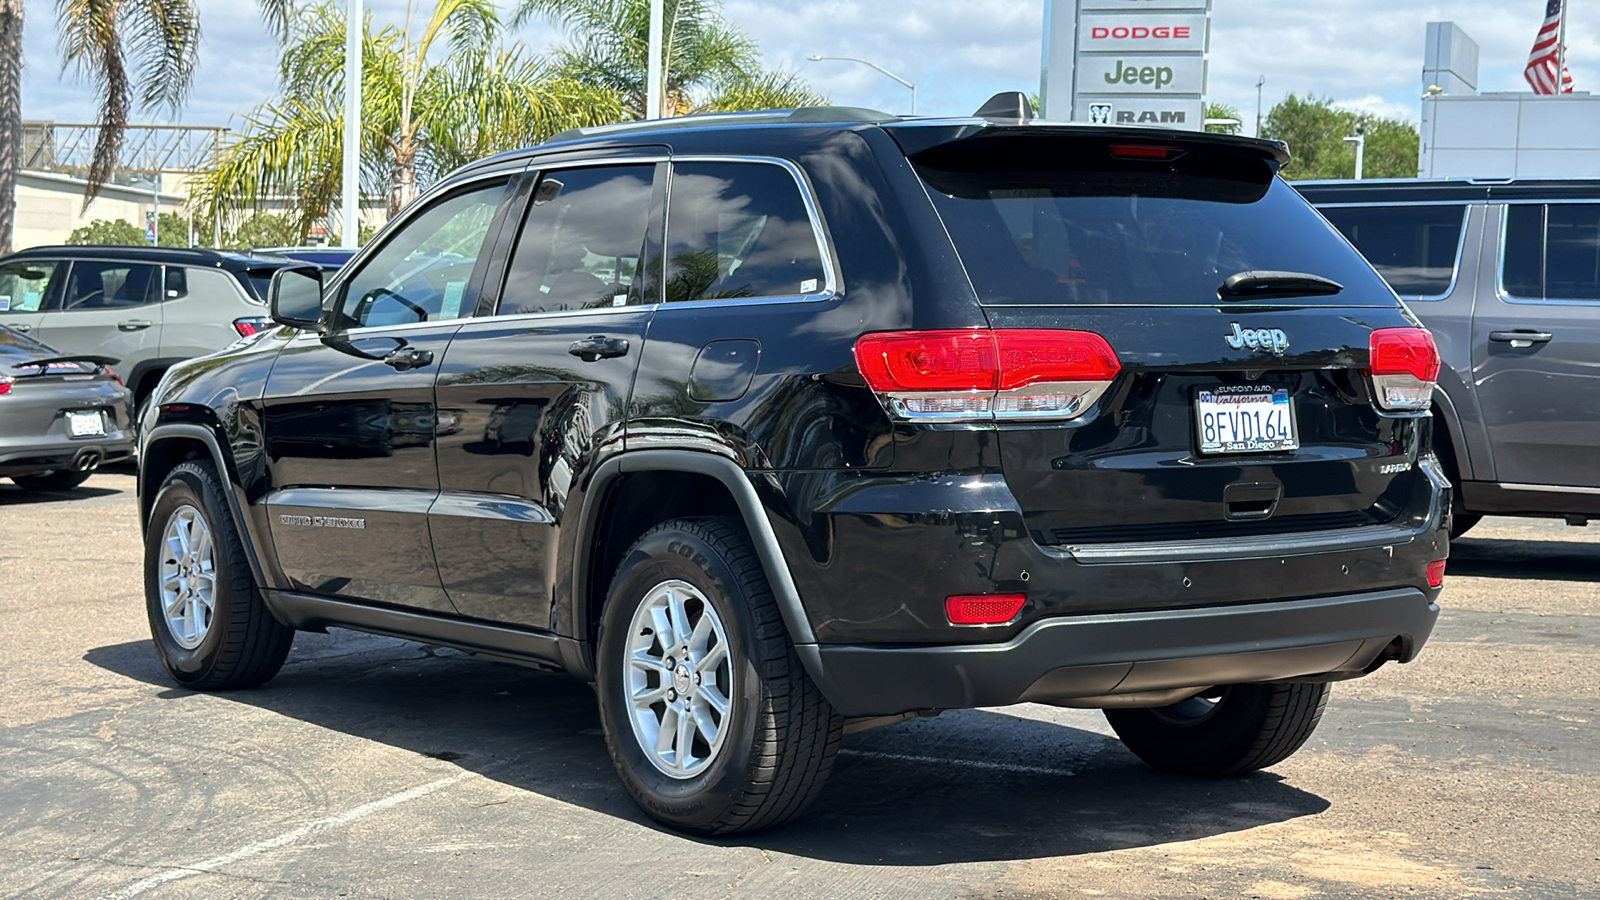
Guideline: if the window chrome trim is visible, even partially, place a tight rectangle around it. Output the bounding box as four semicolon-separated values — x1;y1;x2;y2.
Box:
661;154;839;303
1494;202;1600;307
1310;203;1470;303
472;154;841;322
1501;482;1600;495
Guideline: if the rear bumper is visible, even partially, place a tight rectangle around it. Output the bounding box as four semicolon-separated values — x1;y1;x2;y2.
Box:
803;587;1439;717
0;439;134;477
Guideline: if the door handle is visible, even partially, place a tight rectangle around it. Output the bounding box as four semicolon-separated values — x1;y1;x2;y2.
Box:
118;319;153;331
1489;330;1553;348
568;335;630;362
10;324;30;332
382;346;434;371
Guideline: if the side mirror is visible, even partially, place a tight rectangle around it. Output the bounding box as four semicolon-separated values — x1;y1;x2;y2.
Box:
268;265;328;332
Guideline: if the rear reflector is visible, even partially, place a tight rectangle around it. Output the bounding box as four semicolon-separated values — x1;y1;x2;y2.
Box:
854;329;1120;422
1369;328;1439;411
945;593;1027;626
1426;559;1446;588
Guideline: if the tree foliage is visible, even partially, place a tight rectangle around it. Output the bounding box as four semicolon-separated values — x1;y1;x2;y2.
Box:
192;0;624;241
517;0;823;117
1204;102;1242;135
1263;94;1419;180
66;218;145;245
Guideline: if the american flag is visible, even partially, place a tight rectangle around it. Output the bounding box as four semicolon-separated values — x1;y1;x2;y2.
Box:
1525;0;1575;94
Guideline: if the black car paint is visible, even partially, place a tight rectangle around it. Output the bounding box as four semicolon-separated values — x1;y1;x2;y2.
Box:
139;118;1446;715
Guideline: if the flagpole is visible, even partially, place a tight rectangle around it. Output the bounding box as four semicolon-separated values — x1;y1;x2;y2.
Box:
1557;0;1568;92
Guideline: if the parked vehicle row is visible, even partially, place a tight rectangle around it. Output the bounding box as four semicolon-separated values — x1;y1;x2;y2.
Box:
136;96;1446;836
0;246;295;418
1296;178;1600;536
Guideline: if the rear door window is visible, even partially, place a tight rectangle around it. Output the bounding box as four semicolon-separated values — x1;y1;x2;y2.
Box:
663;161;827;303
1318;205;1466;298
1504;204;1600;301
59;261;160;310
497;165;656;315
913;143;1394;306
0;259;60;312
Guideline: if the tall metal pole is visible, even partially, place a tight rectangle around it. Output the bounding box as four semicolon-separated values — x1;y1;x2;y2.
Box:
646;0;664;119
1557;0;1569;93
341;0;362;248
151;177;159;245
1255;75;1266;137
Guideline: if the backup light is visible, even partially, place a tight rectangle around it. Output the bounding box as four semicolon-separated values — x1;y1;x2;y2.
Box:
945;593;1027;626
1368;328;1439;411
854;329;1121;422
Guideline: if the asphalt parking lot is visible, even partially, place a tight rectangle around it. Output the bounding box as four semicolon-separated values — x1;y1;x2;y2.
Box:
1;469;1596;899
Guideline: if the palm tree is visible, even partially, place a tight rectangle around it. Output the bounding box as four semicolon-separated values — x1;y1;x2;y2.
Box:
516;0;823;118
0;1;292;254
193;0;623;239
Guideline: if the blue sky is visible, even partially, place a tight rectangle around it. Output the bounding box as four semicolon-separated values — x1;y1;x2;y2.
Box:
17;0;1600;135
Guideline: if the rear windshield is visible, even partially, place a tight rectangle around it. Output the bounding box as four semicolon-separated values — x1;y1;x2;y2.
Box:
914;145;1393;306
1317;204;1466;298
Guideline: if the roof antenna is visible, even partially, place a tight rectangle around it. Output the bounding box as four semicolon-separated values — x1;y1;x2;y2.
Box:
972;91;1034;121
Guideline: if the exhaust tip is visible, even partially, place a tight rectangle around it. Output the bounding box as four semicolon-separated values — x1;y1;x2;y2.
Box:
72;450;101;472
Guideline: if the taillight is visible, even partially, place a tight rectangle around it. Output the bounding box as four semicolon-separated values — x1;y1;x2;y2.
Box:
854;329;1121;422
100;365;122;385
233;317;274;337
0;374;11;396
945;593;1027;626
1426;559;1446;588
1369;328;1439;412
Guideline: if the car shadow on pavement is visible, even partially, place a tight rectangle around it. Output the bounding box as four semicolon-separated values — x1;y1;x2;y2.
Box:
0;485;122;505
1448;537;1600;582
85;631;1330;865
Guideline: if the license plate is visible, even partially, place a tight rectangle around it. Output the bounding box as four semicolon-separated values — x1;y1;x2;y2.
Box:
1195;387;1297;454
66;410;106;437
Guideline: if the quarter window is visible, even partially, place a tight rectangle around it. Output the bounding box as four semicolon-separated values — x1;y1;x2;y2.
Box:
1504;204;1600;301
0;260;59;312
338;180;510;328
1318;205;1466;298
59;261;160;310
663;162;825;303
498;165;656;316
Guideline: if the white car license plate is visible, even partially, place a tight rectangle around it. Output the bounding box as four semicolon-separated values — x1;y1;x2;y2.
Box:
1195;387;1297;454
66;410;106;437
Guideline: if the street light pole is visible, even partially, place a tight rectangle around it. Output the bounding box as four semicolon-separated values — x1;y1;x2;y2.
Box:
1343;133;1366;180
340;0;362;248
646;0;664;119
805;55;916;114
1254;75;1266;137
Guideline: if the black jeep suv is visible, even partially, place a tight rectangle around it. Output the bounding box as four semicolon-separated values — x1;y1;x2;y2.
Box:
138;97;1448;835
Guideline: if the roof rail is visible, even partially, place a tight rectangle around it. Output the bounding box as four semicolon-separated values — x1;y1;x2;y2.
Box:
543;106;898;145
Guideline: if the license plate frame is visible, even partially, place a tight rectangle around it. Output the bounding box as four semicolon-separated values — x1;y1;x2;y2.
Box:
66;410;107;438
1195;386;1298;455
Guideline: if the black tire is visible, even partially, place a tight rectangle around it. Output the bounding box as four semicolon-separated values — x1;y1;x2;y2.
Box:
596;517;842;835
144;460;293;689
1104;681;1330;777
11;469;92;492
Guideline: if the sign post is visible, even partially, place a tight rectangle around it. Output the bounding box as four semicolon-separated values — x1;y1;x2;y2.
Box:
145;210;157;245
1041;0;1212;130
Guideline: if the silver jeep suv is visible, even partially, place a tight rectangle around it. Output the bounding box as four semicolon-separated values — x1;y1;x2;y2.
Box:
0;246;291;414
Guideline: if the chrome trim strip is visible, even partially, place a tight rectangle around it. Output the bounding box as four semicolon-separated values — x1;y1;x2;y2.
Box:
429;491;555;523
1054;523;1421;565
1500;482;1600;495
1494;202;1600;307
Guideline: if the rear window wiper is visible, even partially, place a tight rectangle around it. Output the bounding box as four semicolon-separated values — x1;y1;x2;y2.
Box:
1218;270;1343;301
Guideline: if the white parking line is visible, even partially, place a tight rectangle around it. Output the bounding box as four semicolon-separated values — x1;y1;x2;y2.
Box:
97;773;469;900
839;749;1077;778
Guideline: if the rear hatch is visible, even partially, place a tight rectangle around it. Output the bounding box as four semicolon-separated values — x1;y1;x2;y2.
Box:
891;126;1433;545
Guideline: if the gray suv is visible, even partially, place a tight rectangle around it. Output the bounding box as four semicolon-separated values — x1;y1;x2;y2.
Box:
1296;179;1600;536
0;246;290;414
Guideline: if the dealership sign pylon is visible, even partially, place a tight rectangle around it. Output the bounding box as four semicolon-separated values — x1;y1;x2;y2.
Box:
1041;0;1212;129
